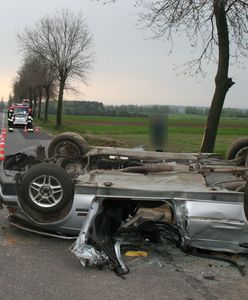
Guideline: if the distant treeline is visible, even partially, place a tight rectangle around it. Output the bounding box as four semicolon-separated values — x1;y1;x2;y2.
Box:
41;100;248;118
44;101;173;117
184;106;248;118
3;100;247;118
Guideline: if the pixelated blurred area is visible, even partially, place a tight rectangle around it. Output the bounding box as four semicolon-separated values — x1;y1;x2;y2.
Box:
149;115;168;152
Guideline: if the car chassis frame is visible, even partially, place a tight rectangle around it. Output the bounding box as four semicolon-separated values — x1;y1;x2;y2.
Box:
1;133;248;274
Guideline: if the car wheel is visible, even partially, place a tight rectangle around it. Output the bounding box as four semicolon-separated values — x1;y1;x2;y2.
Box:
48;132;89;159
20;163;74;214
226;137;248;166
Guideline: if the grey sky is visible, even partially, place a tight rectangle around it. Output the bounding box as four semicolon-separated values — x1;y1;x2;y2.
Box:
0;0;247;108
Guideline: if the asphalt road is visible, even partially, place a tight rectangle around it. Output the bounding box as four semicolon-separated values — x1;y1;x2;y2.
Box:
1;113;248;300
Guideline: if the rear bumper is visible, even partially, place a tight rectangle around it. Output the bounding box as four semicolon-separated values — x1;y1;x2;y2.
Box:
0;162;18;206
0;184;18;206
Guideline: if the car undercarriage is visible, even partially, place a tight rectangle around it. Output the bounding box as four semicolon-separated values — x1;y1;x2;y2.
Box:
1;132;248;274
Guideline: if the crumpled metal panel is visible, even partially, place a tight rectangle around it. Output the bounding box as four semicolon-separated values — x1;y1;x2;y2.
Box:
172;194;248;253
72;191;248;272
71;199;104;267
71;243;107;267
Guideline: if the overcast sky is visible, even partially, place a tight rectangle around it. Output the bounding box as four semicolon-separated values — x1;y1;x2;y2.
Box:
0;0;248;108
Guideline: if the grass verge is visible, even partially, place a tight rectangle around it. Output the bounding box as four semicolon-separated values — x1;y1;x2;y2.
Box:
35;114;247;155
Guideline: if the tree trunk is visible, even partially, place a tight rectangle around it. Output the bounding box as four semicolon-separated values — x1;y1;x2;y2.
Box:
57;78;66;126
200;0;234;153
28;87;33;109
38;86;42;119
44;85;50;121
32;90;37;118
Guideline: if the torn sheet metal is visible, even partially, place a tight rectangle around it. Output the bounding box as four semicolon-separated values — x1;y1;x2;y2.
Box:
72;243;108;267
72;191;248;274
71;199;130;275
71;200;107;267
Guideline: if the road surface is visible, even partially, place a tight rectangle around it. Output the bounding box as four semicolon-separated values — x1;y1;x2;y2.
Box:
0;112;248;300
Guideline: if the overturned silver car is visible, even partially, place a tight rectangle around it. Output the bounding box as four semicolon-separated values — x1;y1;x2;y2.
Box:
1;132;248;274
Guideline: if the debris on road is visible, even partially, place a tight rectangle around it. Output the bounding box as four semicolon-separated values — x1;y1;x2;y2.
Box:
125;251;148;257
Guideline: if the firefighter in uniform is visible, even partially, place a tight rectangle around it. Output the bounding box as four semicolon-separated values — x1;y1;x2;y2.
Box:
27;109;34;132
8;107;15;132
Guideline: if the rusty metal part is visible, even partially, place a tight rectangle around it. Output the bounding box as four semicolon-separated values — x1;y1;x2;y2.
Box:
119;163;175;173
7;207;17;214
198;166;248;175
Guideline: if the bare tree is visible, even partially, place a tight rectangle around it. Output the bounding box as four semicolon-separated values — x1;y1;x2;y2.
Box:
27;56;45;119
31;55;58;121
13;55;45;117
13;53;58;120
13;77;29;101
98;0;248;152
18;9;94;126
13;58;39;115
42;63;57;121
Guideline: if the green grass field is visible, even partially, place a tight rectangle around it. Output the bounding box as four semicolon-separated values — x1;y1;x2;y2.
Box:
36;114;248;155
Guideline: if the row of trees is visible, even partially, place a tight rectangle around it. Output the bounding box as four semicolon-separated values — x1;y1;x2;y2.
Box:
12;1;248;152
12;9;94;125
13;55;57;120
40;100;248;118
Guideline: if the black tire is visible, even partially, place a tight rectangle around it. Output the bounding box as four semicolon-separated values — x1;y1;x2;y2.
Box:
48;132;89;159
20;163;74;214
226;137;248;165
244;181;248;221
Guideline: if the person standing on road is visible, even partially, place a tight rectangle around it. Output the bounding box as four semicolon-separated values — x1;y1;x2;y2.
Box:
27;109;34;132
8;106;15;132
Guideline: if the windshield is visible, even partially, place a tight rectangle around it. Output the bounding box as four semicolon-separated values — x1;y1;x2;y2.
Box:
14;107;28;115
